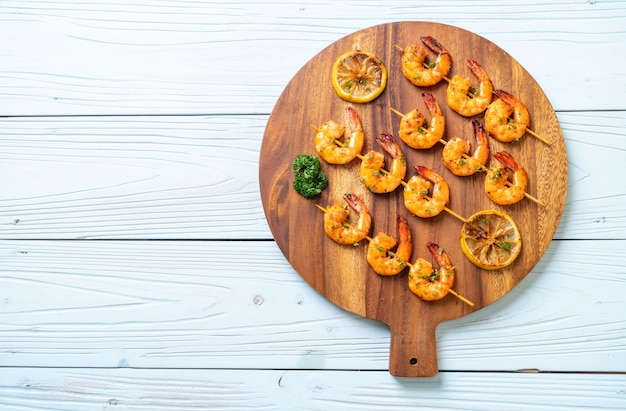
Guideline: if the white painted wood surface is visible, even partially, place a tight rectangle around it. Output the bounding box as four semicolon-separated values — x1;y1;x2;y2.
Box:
1;1;625;409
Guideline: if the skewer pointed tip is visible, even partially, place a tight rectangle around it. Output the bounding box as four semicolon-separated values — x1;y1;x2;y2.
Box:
527;128;551;145
449;289;475;307
315;204;327;213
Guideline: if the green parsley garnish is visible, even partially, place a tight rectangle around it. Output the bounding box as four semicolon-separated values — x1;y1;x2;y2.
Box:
292;154;328;199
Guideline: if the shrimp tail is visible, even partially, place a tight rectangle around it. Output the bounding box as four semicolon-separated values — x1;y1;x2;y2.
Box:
397;214;411;242
493;151;520;172
426;242;441;258
421;91;441;115
465;59;487;80
376;133;401;158
414;165;434;182
492;89;518;107
472;120;488;145
420;35;449;55
344;106;360;130
426;242;451;266
342;192;365;213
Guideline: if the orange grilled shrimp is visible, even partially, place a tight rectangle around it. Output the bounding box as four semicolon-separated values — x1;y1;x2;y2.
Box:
360;133;407;193
484;89;530;142
397;92;445;150
403;165;449;218
321;193;372;246
485;151;528;205
408;242;455;301
401;36;451;87
314;106;364;165
442;120;490;176
446;59;493;117
366;215;413;276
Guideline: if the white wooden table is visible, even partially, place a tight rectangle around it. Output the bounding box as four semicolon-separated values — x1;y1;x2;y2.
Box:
1;1;625;409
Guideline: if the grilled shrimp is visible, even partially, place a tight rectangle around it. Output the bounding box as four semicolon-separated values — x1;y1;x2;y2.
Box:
408;242;455;301
314;106;364;165
442;120;490;176
446;59;493;117
366;215;413;276
397;92;445;150
321;193;372;245
403;165;449;218
401;36;451;87
485;151;528;205
360;133;407;193
484;89;530;143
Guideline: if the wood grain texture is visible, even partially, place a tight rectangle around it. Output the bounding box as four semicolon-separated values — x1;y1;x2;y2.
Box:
0;1;625;115
1;368;626;411
0;115;269;239
0;1;625;407
0;112;623;240
260;21;567;376
2;239;625;373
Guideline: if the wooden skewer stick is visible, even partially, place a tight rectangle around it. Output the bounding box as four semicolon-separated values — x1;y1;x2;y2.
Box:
448;289;474;306
525;128;551;145
389;108;546;208
317;205;474;307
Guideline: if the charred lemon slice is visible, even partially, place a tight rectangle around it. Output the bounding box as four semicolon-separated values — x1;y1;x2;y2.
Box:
331;49;387;103
460;209;522;270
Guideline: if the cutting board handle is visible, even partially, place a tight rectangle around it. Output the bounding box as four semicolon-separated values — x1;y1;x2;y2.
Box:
388;322;439;377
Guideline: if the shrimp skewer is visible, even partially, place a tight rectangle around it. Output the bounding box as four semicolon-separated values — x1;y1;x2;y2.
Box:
360;133;407;193
371;165;468;223
392;92;445;150
484;89;530;143
313;106;364;165
485;89;551;145
442;120;490;176
399;36;451;87
391;107;545;207
366;215;412;276
394;45;548;143
316;205;473;307
408;242;466;303
485;151;529;206
446;59;493;117
403;166;450;219
316;193;372;246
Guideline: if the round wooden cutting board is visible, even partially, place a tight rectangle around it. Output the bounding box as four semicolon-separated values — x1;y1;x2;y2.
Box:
259;22;567;377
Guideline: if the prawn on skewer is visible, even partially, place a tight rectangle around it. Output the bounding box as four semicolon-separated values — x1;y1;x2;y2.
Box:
442;120;490;176
366;215;412;276
403;165;450;219
485;151;528;206
318;193;372;246
400;36;451;88
446;59;493;117
484;89;531;143
360;133;407;193
314;106;364;165
394;92;445;150
408;242;455;302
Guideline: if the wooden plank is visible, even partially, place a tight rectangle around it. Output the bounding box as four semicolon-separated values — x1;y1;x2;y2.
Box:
0;112;623;240
0;115;270;239
0;1;625;115
1;239;625;373
1;368;625;410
